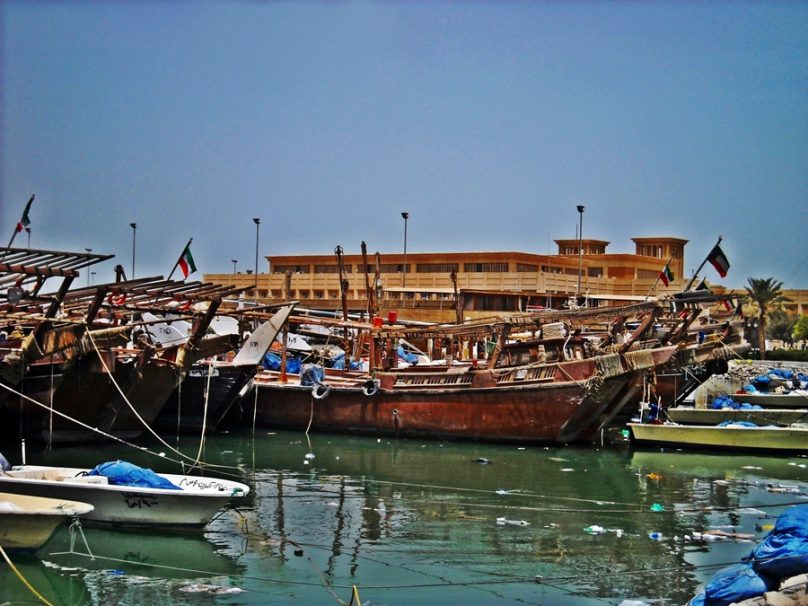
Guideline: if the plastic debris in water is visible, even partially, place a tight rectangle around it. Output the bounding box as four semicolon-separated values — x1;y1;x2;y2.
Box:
646;472;662;481
584;525;606;534
473;457;492;464
648;532;663;541
497;517;530;526
304;452;315;460
650;503;665;512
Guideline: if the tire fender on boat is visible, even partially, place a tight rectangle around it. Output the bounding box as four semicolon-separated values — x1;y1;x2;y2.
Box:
312;383;332;400
362;379;380;397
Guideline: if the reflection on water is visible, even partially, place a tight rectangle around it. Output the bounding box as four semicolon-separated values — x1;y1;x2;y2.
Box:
0;430;806;605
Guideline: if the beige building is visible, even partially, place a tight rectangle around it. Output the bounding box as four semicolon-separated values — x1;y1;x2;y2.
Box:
205;236;726;322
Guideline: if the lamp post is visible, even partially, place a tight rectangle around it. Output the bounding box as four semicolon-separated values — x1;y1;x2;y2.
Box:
231;259;238;274
91;271;96;286
401;211;409;288
253;218;261;303
25;227;31;248
84;248;92;286
576;205;585;297
130;223;137;279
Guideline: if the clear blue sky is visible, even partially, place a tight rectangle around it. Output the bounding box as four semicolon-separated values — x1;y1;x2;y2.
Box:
2;1;806;289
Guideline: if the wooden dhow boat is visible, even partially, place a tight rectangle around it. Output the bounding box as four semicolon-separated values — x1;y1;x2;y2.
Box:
0;492;94;551
244;300;690;444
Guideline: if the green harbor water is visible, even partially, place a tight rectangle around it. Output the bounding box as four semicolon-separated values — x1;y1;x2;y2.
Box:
1;430;806;606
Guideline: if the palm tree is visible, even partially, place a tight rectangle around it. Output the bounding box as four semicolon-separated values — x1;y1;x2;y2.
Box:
744;277;786;359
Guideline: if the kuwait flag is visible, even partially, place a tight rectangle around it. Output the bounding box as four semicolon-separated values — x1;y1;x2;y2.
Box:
707;243;730;278
16;194;35;232
178;243;197;278
659;263;674;286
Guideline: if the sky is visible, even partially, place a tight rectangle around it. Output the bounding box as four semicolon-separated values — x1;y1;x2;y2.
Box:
1;1;807;290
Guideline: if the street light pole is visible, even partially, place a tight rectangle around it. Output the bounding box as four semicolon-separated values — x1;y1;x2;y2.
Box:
576;205;585;297
130;223;137;279
84;248;92;286
401;211;409;288
253;218;261;303
231;259;238;274
25;227;31;248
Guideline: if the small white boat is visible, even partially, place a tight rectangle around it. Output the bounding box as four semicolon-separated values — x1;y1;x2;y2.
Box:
629;422;808;453
0;463;249;528
666;407;808;426
732;391;808;408
0;492;94;551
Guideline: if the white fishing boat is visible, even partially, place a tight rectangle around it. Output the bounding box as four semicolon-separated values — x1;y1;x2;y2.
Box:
629;421;808;453
666;406;808;426
0;492;94;551
731;390;808;408
0;462;249;527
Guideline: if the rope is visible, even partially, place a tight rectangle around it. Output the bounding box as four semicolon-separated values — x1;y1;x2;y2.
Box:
0;544;56;606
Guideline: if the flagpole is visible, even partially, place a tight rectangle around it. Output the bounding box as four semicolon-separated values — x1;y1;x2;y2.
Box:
167;237;193;281
6;194;35;249
685;236;722;291
645;256;674;300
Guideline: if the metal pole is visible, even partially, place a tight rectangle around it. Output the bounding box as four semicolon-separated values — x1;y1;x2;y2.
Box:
253;218;261;303
401;211;409;288
84;248;92;286
576;205;585;296
25;228;31;248
130;223;137;279
231;259;238;274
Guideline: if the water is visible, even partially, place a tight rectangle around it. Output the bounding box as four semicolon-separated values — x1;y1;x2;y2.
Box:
1;430;806;605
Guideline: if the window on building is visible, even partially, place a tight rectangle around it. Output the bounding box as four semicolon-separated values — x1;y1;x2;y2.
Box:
380;264;405;273
313;290;324;299
416;263;459;273
587;267;603;277
274;264;309;274
516;264;538;272
313;265;342;274
463;263;508;272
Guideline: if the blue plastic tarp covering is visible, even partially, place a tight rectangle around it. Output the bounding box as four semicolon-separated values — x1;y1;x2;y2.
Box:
703;563;770;606
745;504;808;583
330;353;362;370
87;460;181;490
262;351;302;373
397;345;418;364
300;363;325;386
717;420;759;428
711;395;740;410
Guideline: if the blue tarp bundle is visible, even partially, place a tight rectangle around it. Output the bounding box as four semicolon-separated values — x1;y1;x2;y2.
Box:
752;375;772;388
300;363;325;386
717;420;759;428
330;353;362;370
262;351;302;374
711;394;740;410
769;368;794;380
689;504;808;605
86;460;181;490
746;503;808;582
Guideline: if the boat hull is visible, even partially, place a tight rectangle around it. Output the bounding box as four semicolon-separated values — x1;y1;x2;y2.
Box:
0;466;249;527
629;422;808;453
0;492;94;551
250;374;634;443
731;392;808;408
666;407;808;426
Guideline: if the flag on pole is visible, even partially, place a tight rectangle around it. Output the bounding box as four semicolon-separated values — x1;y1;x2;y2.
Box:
178;243;197;278
706;243;730;278
16;194;35;232
659;262;674;287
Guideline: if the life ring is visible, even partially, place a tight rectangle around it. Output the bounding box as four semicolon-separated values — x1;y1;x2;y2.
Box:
311;383;332;400
107;293;127;306
362;379;379;397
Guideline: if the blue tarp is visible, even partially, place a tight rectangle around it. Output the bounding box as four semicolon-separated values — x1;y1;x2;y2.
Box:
86;460;181;490
330;353;362;370
746;504;808;582
262;351;302;374
703;563;771;606
717;420;759;428
300;363;325;386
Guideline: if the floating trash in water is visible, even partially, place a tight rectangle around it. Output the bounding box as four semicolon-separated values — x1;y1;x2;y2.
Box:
304;452;316;460
584;525;605;534
560;468;575;472
650;503;665;512
647;472;662;481
497;517;530;526
648;532;663;541
473;457;492;464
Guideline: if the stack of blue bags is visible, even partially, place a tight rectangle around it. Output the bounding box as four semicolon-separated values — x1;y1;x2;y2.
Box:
688;504;808;605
